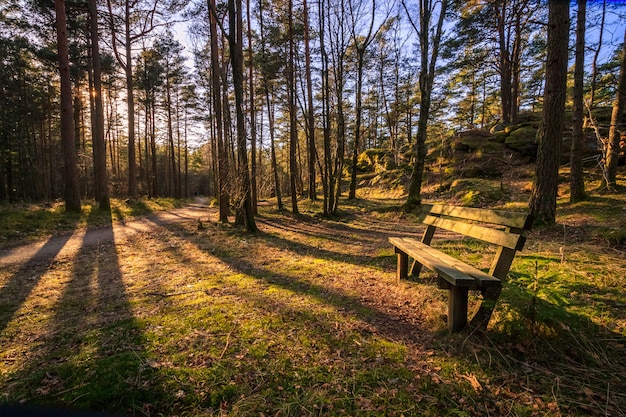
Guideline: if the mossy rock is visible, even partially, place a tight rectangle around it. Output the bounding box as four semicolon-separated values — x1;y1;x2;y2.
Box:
490;123;507;134
516;111;541;124
449;178;507;206
356;149;396;172
461;165;502;179
491;131;508;143
452;130;501;154
505;126;538;157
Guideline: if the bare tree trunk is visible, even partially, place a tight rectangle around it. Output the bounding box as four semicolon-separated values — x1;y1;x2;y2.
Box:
124;2;137;197
497;1;512;125
229;0;258;231
209;0;230;222
570;0;586;202
348;0;379;200
319;0;331;215
604;27;626;189
267;90;283;210
246;0;258;213
403;0;448;208
258;0;283;210
288;0;299;214
54;0;81;212
530;0;569;225
89;0;110;211
303;0;317;200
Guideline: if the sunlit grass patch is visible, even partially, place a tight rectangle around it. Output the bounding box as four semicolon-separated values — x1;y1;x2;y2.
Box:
2;190;626;415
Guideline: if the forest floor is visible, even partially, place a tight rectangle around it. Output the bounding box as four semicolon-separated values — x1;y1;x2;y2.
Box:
1;189;626;416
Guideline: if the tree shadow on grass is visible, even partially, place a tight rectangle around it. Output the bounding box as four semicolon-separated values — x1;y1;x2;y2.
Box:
0;225;80;336
138;218;498;415
153;214;626;416
146;216;436;347
3;208;160;415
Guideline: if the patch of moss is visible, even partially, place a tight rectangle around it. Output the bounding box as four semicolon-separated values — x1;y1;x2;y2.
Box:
449;178;507;206
505;127;538;157
356;149;396;173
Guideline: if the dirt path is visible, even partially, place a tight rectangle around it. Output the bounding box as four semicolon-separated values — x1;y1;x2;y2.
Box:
0;198;216;268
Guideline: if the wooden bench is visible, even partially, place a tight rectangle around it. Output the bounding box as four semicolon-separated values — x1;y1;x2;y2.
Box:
389;204;532;333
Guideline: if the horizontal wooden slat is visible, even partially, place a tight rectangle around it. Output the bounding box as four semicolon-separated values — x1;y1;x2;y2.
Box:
421;204;532;230
389;237;476;287
415;244;501;287
391;237;500;287
422;215;526;250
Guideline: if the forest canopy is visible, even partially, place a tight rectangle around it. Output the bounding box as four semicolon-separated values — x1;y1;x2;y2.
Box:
0;0;625;226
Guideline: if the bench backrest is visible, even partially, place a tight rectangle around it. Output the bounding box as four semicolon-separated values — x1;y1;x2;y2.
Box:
419;204;533;279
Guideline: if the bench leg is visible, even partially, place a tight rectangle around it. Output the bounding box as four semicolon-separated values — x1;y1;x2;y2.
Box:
396;250;408;282
448;286;469;333
469;286;502;330
409;260;423;277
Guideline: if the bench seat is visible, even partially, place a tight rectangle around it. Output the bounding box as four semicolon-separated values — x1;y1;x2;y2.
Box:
389;204;532;333
389;237;501;289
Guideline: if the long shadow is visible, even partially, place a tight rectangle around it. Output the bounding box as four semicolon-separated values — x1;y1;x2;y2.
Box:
5;208;160;414
156;215;626;415
149;217;435;348
136;217;503;415
0;228;78;335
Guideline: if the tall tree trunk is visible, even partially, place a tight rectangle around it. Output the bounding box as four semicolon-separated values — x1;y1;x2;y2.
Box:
124;1;137;197
150;100;158;197
246;0;258;213
166;82;179;198
303;0;317;200
229;0;257;231
529;0;569;224
348;58;365;200
209;0;230;222
319;0;331;215
54;0;81;212
403;0;448;208
604;27;626;189
89;0;110;211
267;90;283;210
570;0;586;202
348;0;378;200
258;0;283;210
497;1;512;125
511;13;522;124
288;0;299;214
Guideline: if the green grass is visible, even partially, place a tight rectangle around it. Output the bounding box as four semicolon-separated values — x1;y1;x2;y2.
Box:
0;198;186;249
1;186;626;416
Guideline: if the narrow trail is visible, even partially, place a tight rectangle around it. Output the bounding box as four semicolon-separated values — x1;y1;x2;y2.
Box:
0;198;216;268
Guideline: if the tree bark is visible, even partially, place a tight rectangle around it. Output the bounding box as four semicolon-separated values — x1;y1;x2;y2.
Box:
303;0;317;200
604;27;626;189
529;0;569;225
229;0;258;231
246;0;258;213
348;0;378;200
570;0;586;202
54;0;81;212
89;0;110;211
124;1;137;198
209;0;230;222
403;0;448;208
497;0;512;124
288;0;299;214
